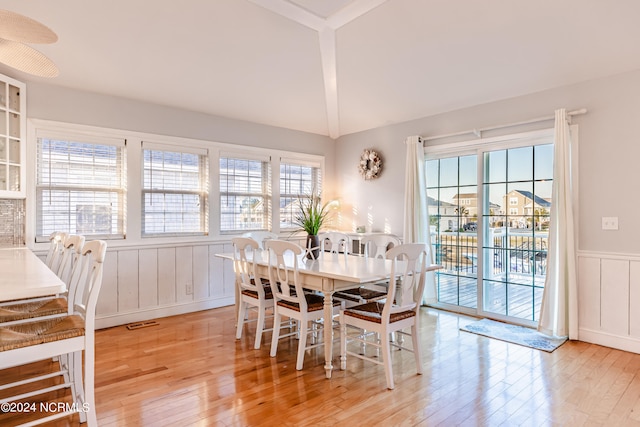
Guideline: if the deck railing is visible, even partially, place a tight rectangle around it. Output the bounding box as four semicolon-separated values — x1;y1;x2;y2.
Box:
434;228;548;278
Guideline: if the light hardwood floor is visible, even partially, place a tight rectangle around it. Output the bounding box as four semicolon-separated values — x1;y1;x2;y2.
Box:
3;306;640;426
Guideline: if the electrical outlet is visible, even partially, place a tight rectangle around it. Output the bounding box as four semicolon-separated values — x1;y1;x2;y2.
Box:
185;283;193;295
602;217;619;231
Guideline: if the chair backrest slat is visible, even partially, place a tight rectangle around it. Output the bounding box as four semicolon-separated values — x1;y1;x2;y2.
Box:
45;231;68;272
57;235;85;286
361;233;401;259
232;237;267;297
318;232;350;254
242;231;278;250
384;243;427;317
67;240;107;320
265;240;306;310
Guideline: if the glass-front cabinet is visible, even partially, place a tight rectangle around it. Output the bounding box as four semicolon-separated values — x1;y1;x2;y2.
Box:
0;73;26;198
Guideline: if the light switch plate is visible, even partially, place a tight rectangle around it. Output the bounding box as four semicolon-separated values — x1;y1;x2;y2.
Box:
602;217;619;230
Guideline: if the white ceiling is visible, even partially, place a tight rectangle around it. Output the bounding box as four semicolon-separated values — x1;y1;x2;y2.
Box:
1;0;640;139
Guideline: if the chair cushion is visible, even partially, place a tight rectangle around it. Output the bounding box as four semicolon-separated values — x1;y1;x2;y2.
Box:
334;287;386;303
241;284;274;299
0;315;85;352
0;298;67;323
343;302;416;324
277;293;339;312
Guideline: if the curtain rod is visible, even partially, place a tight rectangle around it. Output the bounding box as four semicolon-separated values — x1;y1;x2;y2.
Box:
421;108;587;142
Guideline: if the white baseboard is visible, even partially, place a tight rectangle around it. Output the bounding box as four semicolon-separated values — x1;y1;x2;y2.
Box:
579;327;640;354
95;297;235;329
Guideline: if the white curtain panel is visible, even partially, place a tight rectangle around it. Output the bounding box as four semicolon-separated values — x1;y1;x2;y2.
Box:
403;135;436;303
537;108;578;339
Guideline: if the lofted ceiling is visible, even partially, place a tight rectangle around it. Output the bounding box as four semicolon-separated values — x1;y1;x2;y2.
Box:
1;0;640;139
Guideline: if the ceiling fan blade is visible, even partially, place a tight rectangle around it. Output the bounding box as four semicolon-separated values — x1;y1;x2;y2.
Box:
0;39;59;77
0;9;58;44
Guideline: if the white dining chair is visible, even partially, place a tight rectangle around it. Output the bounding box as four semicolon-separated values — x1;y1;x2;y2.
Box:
0;235;85;325
318;231;351;254
233;237;276;349
361;233;401;259
333;232;393;307
340;243;428;389
0;239;107;426
45;231;68;273
242;231;278;249
266;239;340;370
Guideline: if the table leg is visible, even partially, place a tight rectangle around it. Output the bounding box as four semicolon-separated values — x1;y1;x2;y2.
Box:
323;289;334;379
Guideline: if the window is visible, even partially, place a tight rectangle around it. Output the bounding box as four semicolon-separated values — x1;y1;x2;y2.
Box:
36;134;126;240
142;143;208;236
219;156;270;232
279;160;322;229
510;197;518;205
509;208;519;215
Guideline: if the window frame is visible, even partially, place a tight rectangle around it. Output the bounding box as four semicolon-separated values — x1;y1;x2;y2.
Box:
34;129;127;242
141;141;209;237
218;152;271;234
27;119;327;248
278;157;323;231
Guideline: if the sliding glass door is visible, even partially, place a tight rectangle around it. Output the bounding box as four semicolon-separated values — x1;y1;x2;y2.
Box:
426;133;553;325
427;155;478;311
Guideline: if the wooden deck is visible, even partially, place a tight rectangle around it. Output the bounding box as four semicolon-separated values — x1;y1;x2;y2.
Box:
436;272;544;322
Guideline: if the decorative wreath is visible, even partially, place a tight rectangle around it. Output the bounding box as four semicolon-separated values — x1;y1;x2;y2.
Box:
358;149;382;180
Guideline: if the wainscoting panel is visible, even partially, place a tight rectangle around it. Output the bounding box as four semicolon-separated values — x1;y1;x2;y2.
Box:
578;251;640;354
138;249;159;308
82;242;236;329
96;250;118;317
117;250;140;313
577;256;600;331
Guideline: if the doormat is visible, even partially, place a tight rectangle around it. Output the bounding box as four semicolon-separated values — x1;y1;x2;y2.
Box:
460;318;567;352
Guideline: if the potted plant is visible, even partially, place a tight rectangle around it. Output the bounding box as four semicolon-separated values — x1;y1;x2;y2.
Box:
294;192;330;259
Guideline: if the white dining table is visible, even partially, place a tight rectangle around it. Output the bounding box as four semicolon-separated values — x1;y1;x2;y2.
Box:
0;247;66;301
217;249;418;378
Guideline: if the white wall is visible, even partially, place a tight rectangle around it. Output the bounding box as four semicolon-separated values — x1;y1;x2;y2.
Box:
22;82;336;328
335;69;640;255
335;68;640;352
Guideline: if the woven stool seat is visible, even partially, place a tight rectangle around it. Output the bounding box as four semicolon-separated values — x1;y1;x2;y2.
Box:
0;315;84;352
0;298;67;323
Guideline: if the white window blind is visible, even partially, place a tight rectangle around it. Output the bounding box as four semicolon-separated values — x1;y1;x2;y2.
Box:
36;136;126;241
219;156;270;232
142;144;209;236
279;161;322;229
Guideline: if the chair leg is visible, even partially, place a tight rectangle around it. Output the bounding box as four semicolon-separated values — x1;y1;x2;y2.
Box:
236;301;246;340
270;312;282;357
84;346;98;426
340;315;347;370
296;321;308;370
411;324;423;375
381;332;394;390
72;350;87;423
254;305;266;349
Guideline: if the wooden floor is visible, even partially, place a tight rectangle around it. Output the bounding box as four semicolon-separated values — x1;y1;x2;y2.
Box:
3;306;640;426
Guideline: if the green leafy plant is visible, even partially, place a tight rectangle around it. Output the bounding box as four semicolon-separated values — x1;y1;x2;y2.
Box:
294;193;330;235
